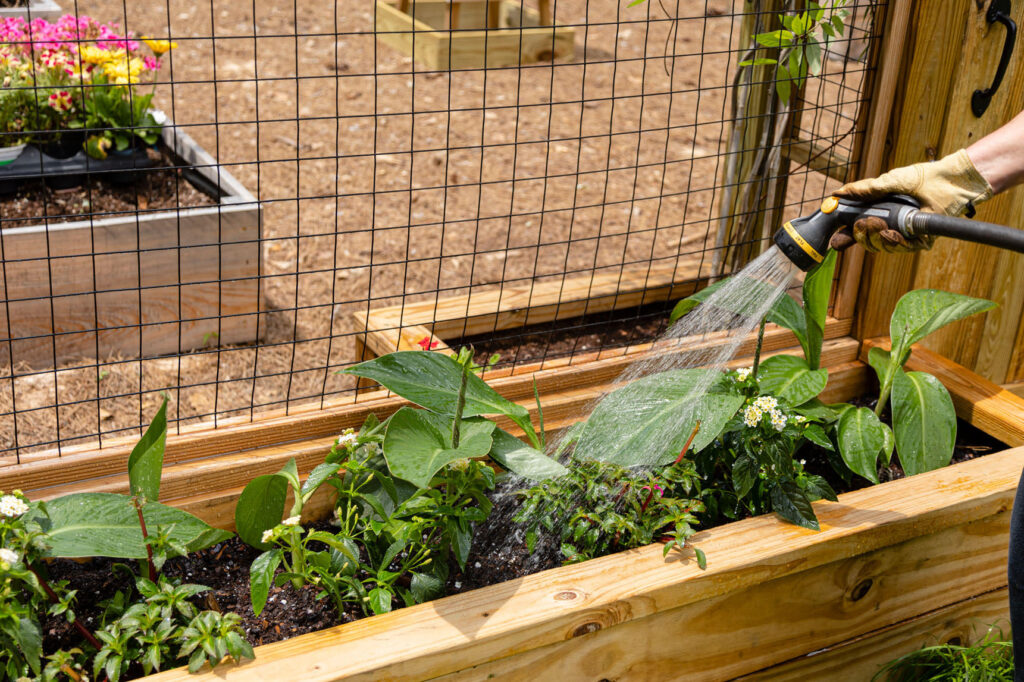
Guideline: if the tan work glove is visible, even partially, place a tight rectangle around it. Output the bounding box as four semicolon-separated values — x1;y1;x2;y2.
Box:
828;149;994;253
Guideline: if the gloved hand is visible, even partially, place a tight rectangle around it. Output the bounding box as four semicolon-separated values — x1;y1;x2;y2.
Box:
828;149;994;253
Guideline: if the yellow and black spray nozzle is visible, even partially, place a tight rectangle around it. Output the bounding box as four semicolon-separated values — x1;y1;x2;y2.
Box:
773;195;921;271
774;194;1024;271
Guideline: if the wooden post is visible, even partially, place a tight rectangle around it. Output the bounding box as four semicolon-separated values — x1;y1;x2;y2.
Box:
538;0;551;25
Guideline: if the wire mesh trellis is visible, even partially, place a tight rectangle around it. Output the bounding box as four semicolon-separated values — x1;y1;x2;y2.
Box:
0;0;881;460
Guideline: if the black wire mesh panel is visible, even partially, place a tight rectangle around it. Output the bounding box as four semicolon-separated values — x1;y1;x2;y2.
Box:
0;0;881;459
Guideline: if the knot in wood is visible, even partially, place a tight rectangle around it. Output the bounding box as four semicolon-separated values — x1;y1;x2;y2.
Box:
554;590;578;601
849;577;873;602
571;622;602;638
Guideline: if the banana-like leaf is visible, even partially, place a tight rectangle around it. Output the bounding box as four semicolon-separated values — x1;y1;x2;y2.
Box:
836;407;886;483
892;369;956;476
756;354;828;406
890;290;995;364
383;408;495;488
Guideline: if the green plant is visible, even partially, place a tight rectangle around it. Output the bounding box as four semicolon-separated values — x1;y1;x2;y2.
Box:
873;625;1013;682
0;65;34;148
73;71;161;157
179;610;254;674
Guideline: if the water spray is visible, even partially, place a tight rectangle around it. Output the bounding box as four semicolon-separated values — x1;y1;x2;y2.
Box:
773;194;1024;271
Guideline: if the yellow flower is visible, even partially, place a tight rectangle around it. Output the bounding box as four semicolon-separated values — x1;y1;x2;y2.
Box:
142;36;178;56
103;56;144;85
78;45;112;65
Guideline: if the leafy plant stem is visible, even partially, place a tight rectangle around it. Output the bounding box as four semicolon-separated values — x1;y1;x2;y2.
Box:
875;361;899;418
672;420;702;465
533;377;546;449
132;495;157;582
451;363;469;449
27;564;103;650
751;315;767;381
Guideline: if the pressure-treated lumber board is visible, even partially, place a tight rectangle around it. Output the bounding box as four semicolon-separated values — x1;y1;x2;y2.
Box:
737;588;1010;681
834;0;912;320
374;0;573;71
351;255;712;358
862;338;1024;448
0;125;261;367
149;446;1024;681
783;137;851;182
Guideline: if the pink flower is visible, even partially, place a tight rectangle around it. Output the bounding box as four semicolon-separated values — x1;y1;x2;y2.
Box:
416;336;439;351
143;55;161;71
47;90;72;112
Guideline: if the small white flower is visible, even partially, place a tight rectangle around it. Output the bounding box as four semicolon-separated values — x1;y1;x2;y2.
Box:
149;108;167;124
0;495;28;518
261;529;275;544
453;580;462;589
0;548;19;565
769;408;787;432
753;396;778;411
473;561;481;569
282;516;301;527
337;429;358;447
794;415;807;423
736;367;752;382
799;459;807;466
743;405;763;428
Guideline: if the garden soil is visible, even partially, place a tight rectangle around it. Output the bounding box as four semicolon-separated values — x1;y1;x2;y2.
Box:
0;0;854;460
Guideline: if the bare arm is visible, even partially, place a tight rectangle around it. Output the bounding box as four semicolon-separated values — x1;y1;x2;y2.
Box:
967;110;1024;195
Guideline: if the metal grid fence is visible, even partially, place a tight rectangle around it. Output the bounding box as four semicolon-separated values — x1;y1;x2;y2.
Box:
0;0;882;459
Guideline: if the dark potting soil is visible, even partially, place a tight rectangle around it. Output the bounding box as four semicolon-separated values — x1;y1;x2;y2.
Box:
451;300;676;369
0;146;216;230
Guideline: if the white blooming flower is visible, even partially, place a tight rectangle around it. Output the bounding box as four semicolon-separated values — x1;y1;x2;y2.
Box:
769;409;787;432
794;415;807;424
743;405;763;428
799;459;807;466
149;108;167;124
0;548;19;565
261;529;276;544
282;516;301;527
736;367;752;382
0;495;28;518
753;396;778;411
337;429;358;447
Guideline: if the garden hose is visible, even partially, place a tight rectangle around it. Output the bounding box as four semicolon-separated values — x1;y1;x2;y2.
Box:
773;194;1024;271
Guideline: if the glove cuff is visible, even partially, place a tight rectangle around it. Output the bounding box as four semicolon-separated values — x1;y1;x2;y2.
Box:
942;149;994;215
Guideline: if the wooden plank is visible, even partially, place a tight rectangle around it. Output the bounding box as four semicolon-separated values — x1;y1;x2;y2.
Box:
855;0;971;341
783;137;851;182
148;446;1024;681
352;254;712;358
375;0;446;71
12;339;864;506
834;0;912;320
862;338;1024;447
737;588;1009;681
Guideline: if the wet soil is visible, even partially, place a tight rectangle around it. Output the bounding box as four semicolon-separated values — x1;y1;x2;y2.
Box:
0;146;216;230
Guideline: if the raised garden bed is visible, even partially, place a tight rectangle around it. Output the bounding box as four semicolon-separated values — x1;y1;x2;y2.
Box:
0;0;61;21
375;0;575;70
7;331;1021;680
0;124;262;366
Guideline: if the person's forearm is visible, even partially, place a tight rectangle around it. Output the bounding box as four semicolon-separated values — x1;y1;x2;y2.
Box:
966;110;1024;195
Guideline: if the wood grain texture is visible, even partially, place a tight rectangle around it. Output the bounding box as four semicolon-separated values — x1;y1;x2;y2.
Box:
783;137;850;182
855;0;971;341
352;254;710;358
148;447;1024;681
0;125;261;367
737;588;1009;681
374;0;573;71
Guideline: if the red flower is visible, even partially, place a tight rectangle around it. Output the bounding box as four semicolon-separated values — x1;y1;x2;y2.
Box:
416;336;438;351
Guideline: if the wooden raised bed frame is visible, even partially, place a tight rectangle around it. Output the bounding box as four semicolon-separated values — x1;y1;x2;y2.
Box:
0;125;262;366
5;328;1021;680
375;0;575;70
0;0;62;21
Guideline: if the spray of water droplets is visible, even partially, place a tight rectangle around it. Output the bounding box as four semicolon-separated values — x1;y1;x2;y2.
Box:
475;247;799;574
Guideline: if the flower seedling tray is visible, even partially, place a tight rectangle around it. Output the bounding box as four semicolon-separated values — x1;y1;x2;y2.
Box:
7;330;1019;680
0;0;62;21
0;124;262;367
375;0;575;70
0;143;156;193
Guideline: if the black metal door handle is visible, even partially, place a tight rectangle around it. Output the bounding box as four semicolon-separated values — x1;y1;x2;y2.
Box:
972;0;1017;117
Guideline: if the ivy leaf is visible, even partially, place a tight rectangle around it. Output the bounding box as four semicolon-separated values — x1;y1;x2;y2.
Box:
892;369;956;476
127;398;168;503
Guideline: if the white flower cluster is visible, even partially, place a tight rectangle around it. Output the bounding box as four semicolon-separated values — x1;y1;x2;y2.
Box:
337;429;358;448
261;528;276;544
735;367;753;382
0;494;28;518
0;547;19;565
743;396;788;431
282;515;301;527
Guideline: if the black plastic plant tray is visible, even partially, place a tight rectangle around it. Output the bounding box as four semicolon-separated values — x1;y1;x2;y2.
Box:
0;144;155;193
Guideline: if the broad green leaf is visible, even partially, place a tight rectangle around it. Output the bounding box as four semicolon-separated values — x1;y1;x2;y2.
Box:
342;351;528;421
802;250;837;369
837;407;885;483
279;458;301;492
801;474;838;502
368;587;393;615
732;454;757;498
575;369;745;467
890;290;995;364
382;408;495;488
671;277;792;326
250;549;282;616
794;398;838;422
775;70;792;104
487;427;567;480
16;617;41;675
867;346;891;386
669;279;729;323
28;493;231;559
803;423;834;451
770;480;819;530
767;293;808;360
301;462;342;501
805;39;823;76
235;473;289;549
757;355;828;406
892;369;956;476
739;57;779;67
410;572;444;603
127;398;168;503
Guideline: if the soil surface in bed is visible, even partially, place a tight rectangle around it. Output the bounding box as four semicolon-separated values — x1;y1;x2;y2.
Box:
0;146;216;230
37;410;1006;678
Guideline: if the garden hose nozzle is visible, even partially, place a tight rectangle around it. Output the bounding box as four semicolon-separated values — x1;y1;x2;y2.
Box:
773;194;1024;271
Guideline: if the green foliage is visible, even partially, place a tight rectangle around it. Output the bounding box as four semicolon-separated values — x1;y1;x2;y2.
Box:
127;398;168;503
179;610;254;674
383;409;495;488
873;625;1013;682
71;73;161;157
